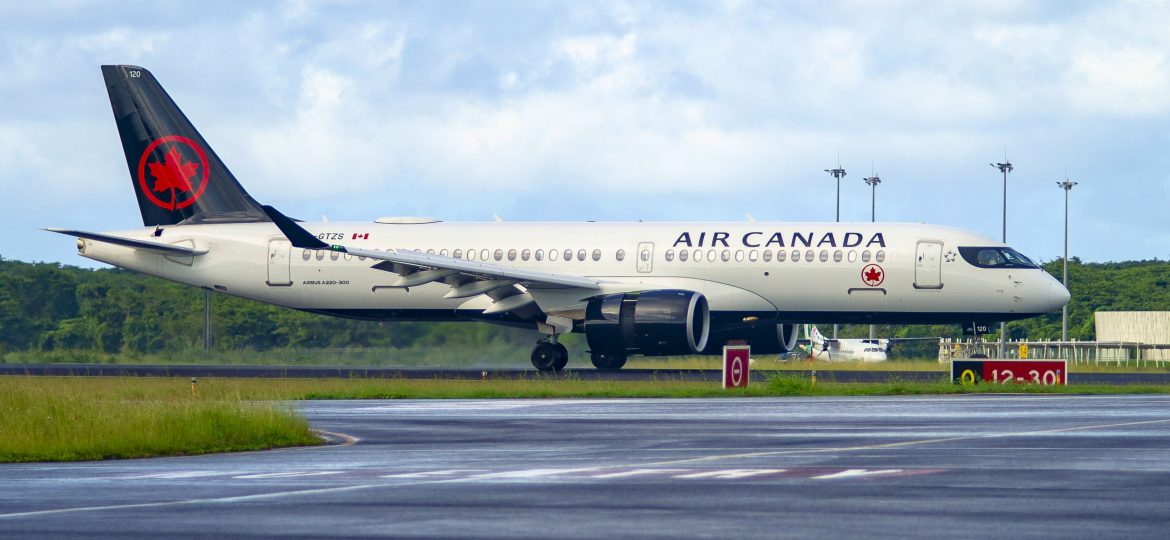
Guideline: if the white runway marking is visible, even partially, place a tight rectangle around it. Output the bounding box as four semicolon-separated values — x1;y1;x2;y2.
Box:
674;469;786;479
812;469;903;480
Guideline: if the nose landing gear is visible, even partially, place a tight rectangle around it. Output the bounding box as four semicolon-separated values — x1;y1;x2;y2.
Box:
531;339;569;372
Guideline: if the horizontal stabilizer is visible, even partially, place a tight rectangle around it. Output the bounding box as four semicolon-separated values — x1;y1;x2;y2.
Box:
44;229;207;256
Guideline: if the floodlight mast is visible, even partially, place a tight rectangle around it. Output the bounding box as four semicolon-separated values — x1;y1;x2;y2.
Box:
863;173;881;340
990;157;1013;358
825;161;846;340
1057;178;1077;342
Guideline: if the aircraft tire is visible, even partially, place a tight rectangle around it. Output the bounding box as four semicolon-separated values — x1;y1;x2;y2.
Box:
553;343;569;371
590;352;627;370
532;342;567;371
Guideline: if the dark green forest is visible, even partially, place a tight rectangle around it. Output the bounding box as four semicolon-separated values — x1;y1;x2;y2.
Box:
1;257;1168;364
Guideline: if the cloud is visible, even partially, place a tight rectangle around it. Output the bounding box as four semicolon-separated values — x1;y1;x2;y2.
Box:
1;1;1169;265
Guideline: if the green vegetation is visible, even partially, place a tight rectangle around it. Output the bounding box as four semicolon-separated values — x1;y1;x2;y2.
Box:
2;257;1169;366
4;374;1168;463
0;377;319;463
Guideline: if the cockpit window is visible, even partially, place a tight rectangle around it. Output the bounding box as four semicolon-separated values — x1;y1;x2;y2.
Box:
958;246;1039;269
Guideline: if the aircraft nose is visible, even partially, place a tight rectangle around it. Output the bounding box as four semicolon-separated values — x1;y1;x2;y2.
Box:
1046;275;1071;312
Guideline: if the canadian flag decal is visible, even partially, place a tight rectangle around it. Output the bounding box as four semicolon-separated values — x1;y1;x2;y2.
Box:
352;233;369;240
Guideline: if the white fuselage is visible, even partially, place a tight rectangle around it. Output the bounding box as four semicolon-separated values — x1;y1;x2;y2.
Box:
73;220;1069;329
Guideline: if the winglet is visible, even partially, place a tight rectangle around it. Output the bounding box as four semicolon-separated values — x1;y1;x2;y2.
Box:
261;205;330;249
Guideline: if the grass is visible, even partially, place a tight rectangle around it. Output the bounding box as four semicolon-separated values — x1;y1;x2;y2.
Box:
0;377;320;463
5;373;1168;463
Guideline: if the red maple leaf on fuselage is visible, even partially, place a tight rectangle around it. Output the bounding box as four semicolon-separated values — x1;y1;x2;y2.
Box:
148;146;199;194
864;267;883;283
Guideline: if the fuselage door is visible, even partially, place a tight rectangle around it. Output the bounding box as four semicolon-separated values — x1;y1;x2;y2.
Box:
637;242;654;273
267;239;293;286
914;240;943;289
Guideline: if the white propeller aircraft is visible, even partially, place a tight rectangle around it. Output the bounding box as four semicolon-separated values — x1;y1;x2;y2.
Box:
801;324;890;362
48;65;1070;371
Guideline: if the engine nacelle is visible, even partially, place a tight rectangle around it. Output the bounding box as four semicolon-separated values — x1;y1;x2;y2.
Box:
584;290;710;357
702;322;800;355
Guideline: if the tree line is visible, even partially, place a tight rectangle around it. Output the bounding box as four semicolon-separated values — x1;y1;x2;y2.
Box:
1;256;1168;359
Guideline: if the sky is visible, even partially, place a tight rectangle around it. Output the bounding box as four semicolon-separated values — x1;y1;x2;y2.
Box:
1;0;1168;266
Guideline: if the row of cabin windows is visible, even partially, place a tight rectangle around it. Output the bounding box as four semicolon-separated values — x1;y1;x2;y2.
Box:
303;248;622;263
301;247;885;265
664;248;886;264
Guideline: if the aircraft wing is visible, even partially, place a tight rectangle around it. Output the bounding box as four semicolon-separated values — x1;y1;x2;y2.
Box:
262;206;599;317
44;228;208;256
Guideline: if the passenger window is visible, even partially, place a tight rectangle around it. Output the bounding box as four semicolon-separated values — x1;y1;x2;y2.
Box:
833;250;842;262
791;250;801;262
343;253;352;261
762;250;773;262
453;249;463;259
577;249;586;261
302;249;311;261
480;249;489;261
862;250;871;262
468;249;477;261
847;250;857;263
522;249;531;261
358;255;366;261
507;249;517;261
535;249;544;261
748;250;758;262
426;249;435;255
665;249;675;262
592;249;601;261
550;249;560;261
494;249;503;261
806;249;815;262
721;250;730;262
693;249;701;262
641;249;650;262
679;250;689;262
440;249;448;257
776;250;786;262
735;250;745;262
818;250;828;262
330;251;339;261
707;249;716;262
616;249;625;261
876;250;886;263
315;251;324;261
564;249;573;261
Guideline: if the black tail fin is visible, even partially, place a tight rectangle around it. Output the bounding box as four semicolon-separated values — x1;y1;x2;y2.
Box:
102;65;268;226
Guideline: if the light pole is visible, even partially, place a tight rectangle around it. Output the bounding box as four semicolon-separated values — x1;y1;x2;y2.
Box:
1057;179;1077;342
864;174;881;340
825;164;846;339
990;159;1013;357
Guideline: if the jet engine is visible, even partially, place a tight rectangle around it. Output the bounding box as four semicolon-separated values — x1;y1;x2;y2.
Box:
584;290;710;357
702;322;800;355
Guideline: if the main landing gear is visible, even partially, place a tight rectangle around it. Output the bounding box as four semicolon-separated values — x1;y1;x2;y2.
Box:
531;339;568;372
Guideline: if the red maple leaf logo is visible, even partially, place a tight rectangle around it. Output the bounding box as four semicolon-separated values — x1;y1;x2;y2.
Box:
147;146;200;194
864;267;882;283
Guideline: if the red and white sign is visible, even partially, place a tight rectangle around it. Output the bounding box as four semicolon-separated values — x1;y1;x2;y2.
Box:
722;345;751;389
861;264;885;287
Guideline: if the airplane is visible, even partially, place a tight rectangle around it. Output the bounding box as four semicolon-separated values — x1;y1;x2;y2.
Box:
47;65;1071;372
801;324;890;362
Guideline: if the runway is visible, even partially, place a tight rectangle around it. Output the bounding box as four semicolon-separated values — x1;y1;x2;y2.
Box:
3;395;1170;538
4;362;1170;384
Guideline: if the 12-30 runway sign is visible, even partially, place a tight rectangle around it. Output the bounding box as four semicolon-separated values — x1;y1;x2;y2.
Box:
951;359;1067;385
